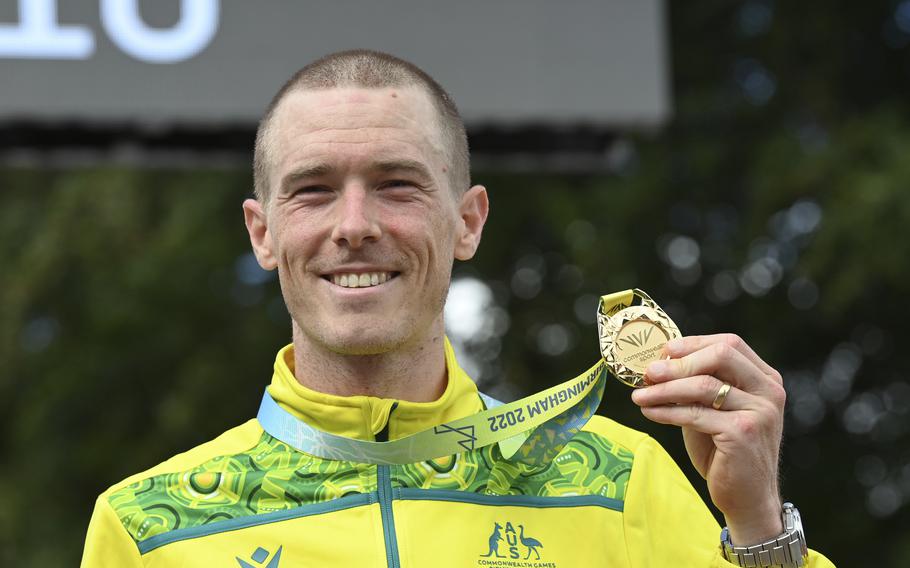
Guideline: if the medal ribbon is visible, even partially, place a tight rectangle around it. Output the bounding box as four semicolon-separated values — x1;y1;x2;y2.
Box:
257;291;644;466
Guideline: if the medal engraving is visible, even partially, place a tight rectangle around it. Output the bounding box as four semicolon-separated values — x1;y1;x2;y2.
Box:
615;318;670;374
598;290;681;388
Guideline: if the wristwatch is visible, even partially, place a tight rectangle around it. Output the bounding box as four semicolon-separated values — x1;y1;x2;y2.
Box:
720;503;809;567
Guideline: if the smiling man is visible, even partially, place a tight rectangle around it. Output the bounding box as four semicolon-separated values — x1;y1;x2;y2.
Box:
81;50;834;567
246;81;486;404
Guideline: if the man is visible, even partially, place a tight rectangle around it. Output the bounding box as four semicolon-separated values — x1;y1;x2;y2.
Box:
81;50;834;567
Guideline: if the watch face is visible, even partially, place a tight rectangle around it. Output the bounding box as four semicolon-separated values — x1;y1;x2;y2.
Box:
782;503;808;556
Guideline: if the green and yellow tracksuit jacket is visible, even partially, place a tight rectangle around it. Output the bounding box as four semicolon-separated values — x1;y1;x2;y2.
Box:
82;341;834;567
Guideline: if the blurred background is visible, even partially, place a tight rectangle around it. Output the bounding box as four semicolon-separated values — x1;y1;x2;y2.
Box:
2;0;908;565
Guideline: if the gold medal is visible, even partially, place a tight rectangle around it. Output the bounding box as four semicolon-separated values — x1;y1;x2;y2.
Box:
597;289;681;388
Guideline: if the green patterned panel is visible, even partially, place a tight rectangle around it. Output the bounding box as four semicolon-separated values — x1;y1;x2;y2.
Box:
110;427;634;545
108;433;375;543
394;431;634;500
395;446;498;493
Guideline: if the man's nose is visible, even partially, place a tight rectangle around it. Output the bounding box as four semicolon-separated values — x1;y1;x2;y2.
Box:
330;186;382;248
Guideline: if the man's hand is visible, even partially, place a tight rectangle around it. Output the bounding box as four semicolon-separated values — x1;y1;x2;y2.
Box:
631;334;787;545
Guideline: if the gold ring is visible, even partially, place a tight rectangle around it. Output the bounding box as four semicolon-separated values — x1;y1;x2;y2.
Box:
712;383;731;410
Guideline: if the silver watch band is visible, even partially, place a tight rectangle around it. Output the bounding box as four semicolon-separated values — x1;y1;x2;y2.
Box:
720;503;808;568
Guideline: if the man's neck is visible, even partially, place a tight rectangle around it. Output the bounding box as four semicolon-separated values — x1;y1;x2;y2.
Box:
290;324;448;402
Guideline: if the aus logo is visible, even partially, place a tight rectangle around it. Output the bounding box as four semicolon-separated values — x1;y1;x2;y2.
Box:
479;521;545;562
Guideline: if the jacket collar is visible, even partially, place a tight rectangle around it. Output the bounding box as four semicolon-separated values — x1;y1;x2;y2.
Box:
266;337;482;442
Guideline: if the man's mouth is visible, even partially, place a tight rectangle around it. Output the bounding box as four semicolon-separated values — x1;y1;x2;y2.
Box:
324;271;400;289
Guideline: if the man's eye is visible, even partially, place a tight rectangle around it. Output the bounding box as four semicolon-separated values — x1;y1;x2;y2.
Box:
295;186;330;195
381;180;415;189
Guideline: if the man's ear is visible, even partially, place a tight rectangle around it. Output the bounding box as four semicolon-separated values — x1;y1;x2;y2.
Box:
242;198;278;270
454;185;489;261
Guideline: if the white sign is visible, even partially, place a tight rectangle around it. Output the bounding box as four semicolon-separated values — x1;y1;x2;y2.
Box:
0;0;669;127
0;0;219;63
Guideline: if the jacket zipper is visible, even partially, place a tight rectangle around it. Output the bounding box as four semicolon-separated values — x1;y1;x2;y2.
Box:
377;465;401;568
375;403;401;568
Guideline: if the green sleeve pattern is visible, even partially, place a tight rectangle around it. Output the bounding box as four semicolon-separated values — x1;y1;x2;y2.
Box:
108;433;375;543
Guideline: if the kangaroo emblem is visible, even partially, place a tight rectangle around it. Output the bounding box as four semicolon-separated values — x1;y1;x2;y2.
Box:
480;522;506;558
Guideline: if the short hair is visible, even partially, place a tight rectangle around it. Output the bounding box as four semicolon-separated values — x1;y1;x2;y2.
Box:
253;49;470;202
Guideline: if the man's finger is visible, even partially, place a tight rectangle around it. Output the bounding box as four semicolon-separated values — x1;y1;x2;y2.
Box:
638;403;727;436
645;341;770;395
632;375;751;411
665;334;778;379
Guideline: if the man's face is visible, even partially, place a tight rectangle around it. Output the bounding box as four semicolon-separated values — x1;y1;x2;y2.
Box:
245;87;485;355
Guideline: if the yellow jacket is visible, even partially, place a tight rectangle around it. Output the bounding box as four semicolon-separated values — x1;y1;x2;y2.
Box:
82;341;834;567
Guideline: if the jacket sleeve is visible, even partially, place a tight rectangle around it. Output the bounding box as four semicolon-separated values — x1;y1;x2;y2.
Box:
621;435;836;567
80;495;144;568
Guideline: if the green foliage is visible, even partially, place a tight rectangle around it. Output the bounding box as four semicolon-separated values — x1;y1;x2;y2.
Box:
0;171;290;565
